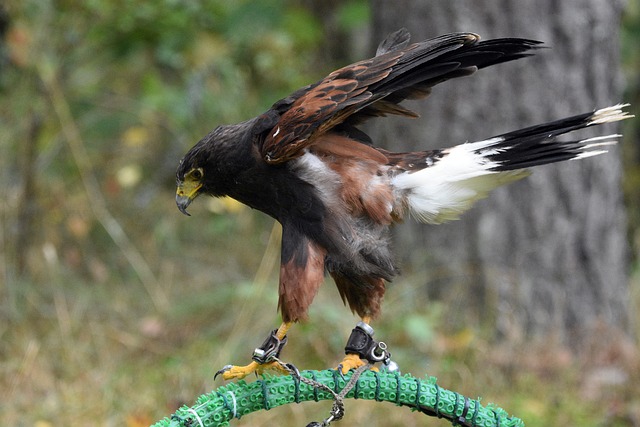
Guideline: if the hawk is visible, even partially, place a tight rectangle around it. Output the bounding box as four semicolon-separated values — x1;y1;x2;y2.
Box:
175;29;630;379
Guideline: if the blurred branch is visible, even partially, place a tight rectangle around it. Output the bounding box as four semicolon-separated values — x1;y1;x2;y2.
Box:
253;221;282;288
212;220;281;368
15;109;41;275
37;62;168;311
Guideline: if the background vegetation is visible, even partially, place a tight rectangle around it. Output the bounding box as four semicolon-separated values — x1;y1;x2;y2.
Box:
1;0;639;426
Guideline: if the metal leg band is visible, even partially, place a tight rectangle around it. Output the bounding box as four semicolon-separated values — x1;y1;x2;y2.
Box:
344;321;391;364
252;329;288;364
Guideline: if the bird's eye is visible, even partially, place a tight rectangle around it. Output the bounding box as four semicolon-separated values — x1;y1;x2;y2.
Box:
190;168;203;180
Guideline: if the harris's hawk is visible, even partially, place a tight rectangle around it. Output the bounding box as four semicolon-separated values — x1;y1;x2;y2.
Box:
175;29;631;379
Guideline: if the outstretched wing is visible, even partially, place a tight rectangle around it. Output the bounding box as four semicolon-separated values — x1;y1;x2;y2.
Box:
259;30;542;164
260;49;406;163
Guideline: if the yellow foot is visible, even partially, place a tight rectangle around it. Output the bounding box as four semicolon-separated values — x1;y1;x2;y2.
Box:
215;360;290;381
336;353;377;375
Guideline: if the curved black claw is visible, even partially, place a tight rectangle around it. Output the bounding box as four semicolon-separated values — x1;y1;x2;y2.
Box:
283;362;300;378
214;364;233;380
336;365;347;380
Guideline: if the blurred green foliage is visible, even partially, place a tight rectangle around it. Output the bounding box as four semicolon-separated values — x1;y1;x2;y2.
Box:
1;0;329;286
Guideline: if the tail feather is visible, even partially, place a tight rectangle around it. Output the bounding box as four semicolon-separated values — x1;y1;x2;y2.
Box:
485;104;631;171
391;104;632;224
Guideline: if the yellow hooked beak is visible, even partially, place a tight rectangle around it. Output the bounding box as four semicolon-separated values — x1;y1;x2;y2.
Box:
176;180;202;216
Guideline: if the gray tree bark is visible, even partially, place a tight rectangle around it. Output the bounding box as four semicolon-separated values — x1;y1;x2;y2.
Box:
369;0;630;345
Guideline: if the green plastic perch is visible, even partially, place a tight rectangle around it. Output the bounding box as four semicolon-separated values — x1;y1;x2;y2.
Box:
152;369;524;427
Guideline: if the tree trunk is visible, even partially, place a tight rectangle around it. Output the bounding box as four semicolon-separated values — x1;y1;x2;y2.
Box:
369;0;630;346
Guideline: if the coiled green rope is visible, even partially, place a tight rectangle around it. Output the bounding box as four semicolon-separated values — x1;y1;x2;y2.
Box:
152;369;524;427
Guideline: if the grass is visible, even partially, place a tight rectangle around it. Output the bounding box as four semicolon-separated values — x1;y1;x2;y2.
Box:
2;206;639;426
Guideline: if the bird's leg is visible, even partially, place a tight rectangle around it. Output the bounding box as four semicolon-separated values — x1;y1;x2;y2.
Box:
216;322;292;380
337;317;394;374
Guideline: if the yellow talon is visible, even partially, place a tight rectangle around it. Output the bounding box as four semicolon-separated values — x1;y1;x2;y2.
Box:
217;322;294;381
217;360;290;381
336;353;377;374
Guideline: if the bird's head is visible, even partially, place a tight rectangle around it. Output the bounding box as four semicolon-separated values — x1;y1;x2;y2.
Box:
175;127;223;216
175;124;252;216
175;153;206;216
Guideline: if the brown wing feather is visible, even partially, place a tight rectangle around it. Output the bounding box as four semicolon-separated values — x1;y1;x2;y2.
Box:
311;134;394;225
262;53;404;164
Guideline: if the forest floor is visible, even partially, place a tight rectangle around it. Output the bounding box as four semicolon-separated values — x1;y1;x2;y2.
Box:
3;233;639;427
1;206;638;427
